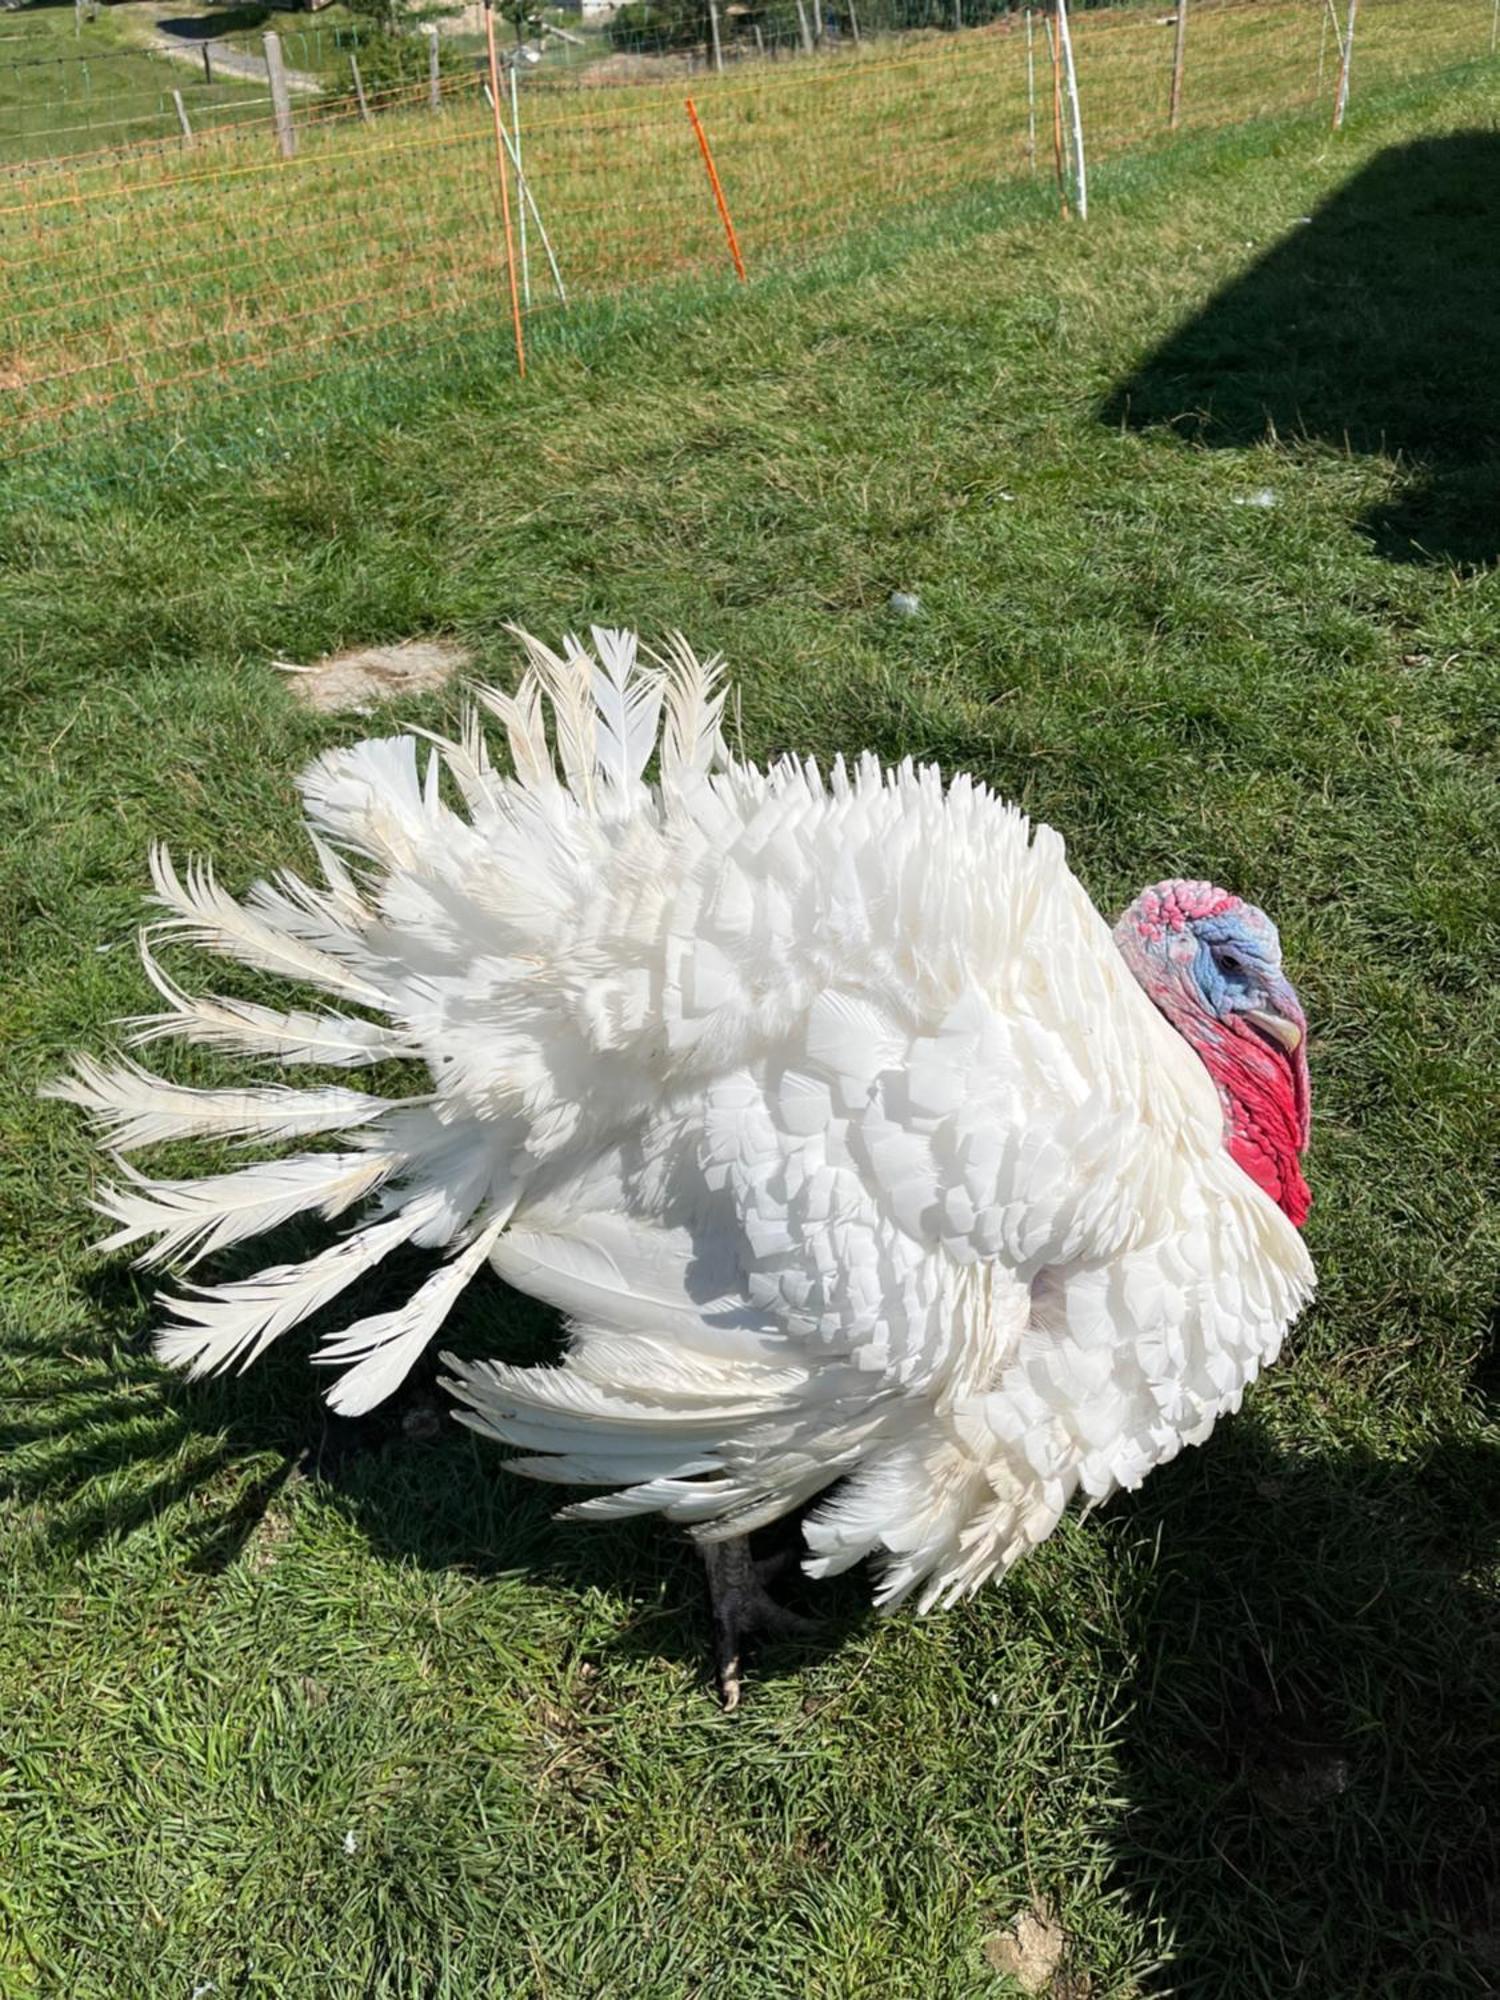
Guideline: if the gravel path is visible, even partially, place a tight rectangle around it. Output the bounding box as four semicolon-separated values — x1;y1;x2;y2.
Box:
153;22;324;94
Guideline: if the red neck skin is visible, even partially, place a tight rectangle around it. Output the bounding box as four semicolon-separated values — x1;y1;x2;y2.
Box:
1192;1017;1312;1227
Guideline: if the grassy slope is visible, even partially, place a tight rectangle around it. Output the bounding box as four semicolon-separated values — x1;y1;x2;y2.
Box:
5;0;1493;434
0;0;267;162
3;74;1499;1999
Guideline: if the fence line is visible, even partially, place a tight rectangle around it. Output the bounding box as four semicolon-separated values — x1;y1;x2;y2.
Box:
2;0;1495;452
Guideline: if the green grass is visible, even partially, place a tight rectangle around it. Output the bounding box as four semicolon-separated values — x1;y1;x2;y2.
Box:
4;69;1500;1998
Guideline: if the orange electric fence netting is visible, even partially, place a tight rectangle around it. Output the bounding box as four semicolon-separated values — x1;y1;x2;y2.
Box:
1;0;1494;451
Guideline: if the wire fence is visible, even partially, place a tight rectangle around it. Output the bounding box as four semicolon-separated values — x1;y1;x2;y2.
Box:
2;0;1495;454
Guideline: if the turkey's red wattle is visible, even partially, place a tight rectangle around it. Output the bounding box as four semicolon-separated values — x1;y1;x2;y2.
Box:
1195;1025;1312;1227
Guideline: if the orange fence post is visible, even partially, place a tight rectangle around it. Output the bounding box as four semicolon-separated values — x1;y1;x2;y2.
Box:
685;97;747;283
484;1;526;379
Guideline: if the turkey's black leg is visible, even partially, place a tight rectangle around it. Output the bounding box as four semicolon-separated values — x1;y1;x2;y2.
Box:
700;1534;816;1711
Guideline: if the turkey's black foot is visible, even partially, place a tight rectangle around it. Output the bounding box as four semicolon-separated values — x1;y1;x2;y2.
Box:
700;1534;818;1711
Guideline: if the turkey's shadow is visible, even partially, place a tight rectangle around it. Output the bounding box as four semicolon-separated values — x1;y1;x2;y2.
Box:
10;1256;872;1688
1101;131;1500;566
1100;1418;1500;1990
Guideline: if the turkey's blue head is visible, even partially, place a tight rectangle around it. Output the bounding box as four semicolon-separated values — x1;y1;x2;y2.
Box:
1112;879;1311;1227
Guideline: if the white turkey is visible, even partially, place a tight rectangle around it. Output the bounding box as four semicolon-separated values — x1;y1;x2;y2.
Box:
55;629;1315;1704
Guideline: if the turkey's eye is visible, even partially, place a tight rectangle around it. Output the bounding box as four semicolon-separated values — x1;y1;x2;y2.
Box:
1212;946;1247;976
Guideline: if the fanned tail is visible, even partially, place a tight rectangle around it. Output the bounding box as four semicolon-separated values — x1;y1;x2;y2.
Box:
55;627;731;1416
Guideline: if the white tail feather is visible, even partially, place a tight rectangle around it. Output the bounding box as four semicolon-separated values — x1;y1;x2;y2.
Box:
408;711;497;820
239;869;382;982
125;938;403;1067
44;1054;394;1153
587;626;664;799
93;1150;394;1269
652;632;728;782
504;627;597;807
305;831;371;918
148;845;389;1009
472;672;553;796
153;1207;422;1377
316;1209;510;1416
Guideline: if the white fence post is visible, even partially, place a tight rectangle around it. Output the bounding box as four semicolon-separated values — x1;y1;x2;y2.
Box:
350;49;372;122
1332;0;1357;127
483;80;568;308
508;58;531;309
1056;0;1087;219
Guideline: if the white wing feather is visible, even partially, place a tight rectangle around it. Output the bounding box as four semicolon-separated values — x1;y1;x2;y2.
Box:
154;1207;422;1377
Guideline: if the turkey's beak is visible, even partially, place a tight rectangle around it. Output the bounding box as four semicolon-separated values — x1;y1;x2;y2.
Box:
1245;1008;1302;1052
1245;974;1306;1053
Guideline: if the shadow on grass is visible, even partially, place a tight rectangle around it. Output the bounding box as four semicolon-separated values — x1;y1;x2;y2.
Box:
1102;1392;1500;1992
8;1254;872;1688
11;1259;1498;1985
1103;131;1500;567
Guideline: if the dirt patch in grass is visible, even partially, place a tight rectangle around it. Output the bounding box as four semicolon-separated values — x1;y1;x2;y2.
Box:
983;1905;1072;1994
275;637;471;715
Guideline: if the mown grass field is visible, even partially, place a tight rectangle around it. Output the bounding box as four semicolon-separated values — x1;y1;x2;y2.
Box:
3;55;1499;2000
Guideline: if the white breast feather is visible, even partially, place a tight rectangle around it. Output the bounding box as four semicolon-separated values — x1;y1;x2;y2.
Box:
52;628;1315;1612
